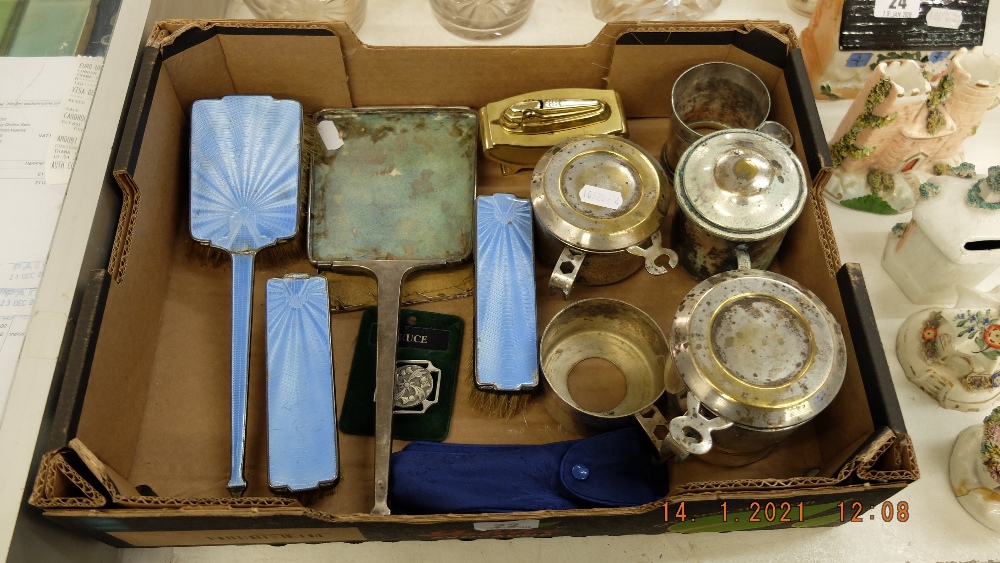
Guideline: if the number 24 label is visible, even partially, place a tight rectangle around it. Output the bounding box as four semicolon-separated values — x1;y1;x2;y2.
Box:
874;0;920;18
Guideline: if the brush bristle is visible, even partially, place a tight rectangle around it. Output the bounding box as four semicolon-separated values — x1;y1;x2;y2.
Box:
468;386;533;419
302;113;327;162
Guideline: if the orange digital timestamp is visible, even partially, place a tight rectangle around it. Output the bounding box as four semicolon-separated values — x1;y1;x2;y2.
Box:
664;501;910;523
839;501;910;522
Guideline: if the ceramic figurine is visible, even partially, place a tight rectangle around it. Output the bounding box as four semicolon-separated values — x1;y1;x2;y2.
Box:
897;286;1000;411
883;167;1000;305
825;48;1000;214
950;406;1000;532
801;0;990;100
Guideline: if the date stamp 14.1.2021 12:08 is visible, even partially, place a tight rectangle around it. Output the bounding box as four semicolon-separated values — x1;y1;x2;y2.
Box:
664;500;910;528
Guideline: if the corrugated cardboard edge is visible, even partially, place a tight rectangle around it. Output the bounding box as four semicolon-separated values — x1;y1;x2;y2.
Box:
146;18;797;53
110;496;300;509
809;186;842;278
29;450;106;509
603;19;797;49
147;19;336;49
63;439;300;509
671;427;917;495
296;503;662;525
108;171;139;283
856;432;920;482
671;461;858;495
33;428;915;517
29;439;302;510
68;438;137;499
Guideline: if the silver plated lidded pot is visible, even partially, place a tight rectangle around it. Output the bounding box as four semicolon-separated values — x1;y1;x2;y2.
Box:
673;128;807;281
667;257;847;466
531;134;675;298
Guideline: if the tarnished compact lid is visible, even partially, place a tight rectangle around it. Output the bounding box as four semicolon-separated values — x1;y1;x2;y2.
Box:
531;135;667;252
675;129;807;242
670;268;847;430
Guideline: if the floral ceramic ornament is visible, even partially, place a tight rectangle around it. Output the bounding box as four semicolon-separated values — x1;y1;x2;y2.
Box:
950;406;1000;532
883;166;1000;305
897;287;1000;411
824;47;1000;214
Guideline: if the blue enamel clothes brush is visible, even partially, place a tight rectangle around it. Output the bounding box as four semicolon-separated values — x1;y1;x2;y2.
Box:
472;193;538;417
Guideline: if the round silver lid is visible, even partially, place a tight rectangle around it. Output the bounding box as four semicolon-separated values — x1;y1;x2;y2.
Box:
670;268;846;430
531;135;667;252
675;129;807;242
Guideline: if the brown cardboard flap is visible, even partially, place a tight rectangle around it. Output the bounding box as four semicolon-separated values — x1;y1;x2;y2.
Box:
108;171;140;284
218;33;350;112
77;62;187;479
160;34;237;110
670;430;917;495
815;433;870;480
69;438;139;499
809;178;843;278
674;476;843;494
149;19;335;48
856;431;920;482
108;526;367;547
61;439;301;509
113;496;300;510
29;450;106;509
670;435;863;495
607;43;744;118
604;21;793;118
150;22;350;114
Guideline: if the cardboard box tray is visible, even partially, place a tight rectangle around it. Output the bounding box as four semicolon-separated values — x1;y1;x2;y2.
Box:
28;19;918;547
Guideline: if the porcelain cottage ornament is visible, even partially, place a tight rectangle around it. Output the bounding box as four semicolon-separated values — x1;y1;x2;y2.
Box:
883;166;1000;305
824;47;1000;214
950;406;1000;532
801;0;991;100
897;286;1000;412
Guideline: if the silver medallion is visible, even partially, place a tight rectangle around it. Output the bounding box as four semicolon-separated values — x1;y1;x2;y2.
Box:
390;360;441;415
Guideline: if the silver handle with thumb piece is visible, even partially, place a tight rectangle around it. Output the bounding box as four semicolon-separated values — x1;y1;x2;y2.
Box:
635;393;732;461
627;231;678;276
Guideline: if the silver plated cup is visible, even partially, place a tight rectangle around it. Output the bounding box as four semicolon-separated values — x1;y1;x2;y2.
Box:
663;62;772;174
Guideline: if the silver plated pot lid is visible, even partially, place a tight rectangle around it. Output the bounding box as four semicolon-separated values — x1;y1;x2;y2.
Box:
670;267;847;430
675;129;807;242
531;135;667;252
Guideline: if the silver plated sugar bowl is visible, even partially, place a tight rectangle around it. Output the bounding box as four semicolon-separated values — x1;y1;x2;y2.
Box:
673;128;807;281
531;134;675;298
665;259;847;466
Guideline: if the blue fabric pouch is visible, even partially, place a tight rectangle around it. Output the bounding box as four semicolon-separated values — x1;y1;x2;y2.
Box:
388;427;669;514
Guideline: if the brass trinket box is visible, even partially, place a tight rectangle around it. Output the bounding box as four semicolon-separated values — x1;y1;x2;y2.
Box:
480;88;627;175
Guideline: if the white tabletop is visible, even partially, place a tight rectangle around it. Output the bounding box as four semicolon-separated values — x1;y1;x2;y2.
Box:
4;1;1000;561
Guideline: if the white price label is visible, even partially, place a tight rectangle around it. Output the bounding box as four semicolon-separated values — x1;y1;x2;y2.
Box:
926;7;963;29
317;120;343;151
873;0;920;18
473;520;540;531
579;184;624;210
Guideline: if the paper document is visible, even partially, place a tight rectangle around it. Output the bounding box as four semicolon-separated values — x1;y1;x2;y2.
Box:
0;56;103;421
